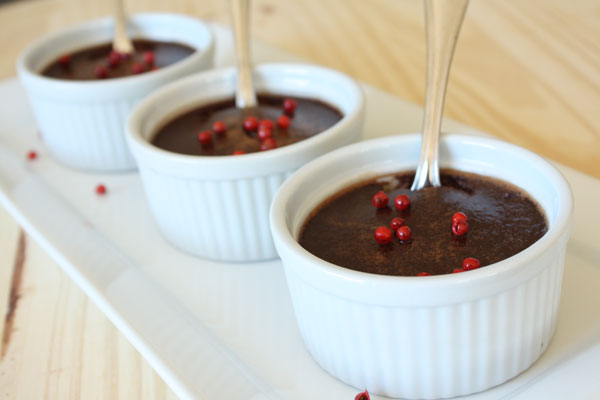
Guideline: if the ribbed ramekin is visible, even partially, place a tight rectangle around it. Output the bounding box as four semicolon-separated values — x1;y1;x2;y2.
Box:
270;134;573;399
126;64;365;262
17;13;214;172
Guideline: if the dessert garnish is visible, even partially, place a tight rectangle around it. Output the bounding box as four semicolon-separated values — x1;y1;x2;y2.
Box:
197;131;212;147
142;51;155;66
451;211;469;236
299;170;547;276
94;65;108;79
283;98;296;114
212;120;227;136
394;194;411;211
417;272;431;276
151;95;342;156
276;114;291;129
374;226;393;245
95;184;107;195
354;389;370;400
41;40;194;80
243;116;259;132
395;225;412;242
257;125;272;140
58;54;70;67
108;50;121;68
452;211;467;223
390;217;404;231
259;119;274;130
371;191;389;209
462;257;480;271
131;61;144;75
260;137;277;151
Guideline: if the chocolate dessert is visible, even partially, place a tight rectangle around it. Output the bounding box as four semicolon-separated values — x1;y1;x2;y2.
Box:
41;39;194;80
299;169;548;276
151;95;343;156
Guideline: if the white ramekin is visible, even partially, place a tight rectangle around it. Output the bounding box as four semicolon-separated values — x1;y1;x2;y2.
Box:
126;63;365;262
270;134;573;399
17;13;214;172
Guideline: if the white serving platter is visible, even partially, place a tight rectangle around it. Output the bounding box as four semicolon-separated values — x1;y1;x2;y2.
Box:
0;24;599;400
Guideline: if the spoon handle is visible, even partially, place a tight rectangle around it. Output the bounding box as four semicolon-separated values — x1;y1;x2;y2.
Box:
113;0;134;54
230;0;258;108
411;0;469;191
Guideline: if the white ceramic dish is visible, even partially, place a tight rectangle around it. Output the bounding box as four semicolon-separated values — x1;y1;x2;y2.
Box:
17;13;214;172
126;63;365;262
1;25;599;400
270;134;573;399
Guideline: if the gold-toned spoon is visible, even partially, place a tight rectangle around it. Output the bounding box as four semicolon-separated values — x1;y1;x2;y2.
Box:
411;0;470;191
230;0;258;108
112;0;133;54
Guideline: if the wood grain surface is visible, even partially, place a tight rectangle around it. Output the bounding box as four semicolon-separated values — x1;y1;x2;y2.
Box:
0;0;598;398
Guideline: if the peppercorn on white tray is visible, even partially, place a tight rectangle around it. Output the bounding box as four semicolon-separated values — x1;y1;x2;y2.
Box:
0;24;599;400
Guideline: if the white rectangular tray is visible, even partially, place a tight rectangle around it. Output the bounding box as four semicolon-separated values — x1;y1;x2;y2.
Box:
1;24;599;399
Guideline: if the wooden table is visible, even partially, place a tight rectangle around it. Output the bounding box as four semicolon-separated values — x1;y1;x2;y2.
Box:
0;0;598;398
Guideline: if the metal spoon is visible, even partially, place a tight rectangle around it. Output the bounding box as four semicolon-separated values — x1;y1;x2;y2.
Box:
112;0;133;54
230;0;258;108
411;0;469;191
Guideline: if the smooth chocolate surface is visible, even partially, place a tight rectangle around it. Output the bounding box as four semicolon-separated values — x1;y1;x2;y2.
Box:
151;95;343;155
41;39;194;80
299;170;548;276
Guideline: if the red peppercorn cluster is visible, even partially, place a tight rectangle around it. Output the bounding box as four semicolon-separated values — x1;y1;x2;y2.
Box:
86;50;158;79
451;211;469;236
278;98;295;127
225;98;297;155
197;120;232;149
243;116;279;152
372;191;413;245
26;150;38;160
370;193;482;276
371;191;412;212
390;217;404;231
